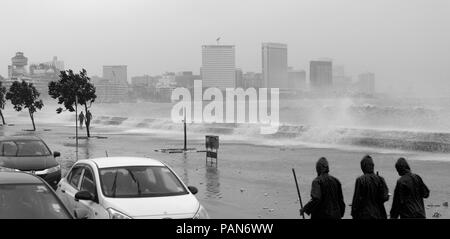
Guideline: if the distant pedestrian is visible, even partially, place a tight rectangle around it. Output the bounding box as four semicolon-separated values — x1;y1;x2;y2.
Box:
85;110;92;129
78;111;84;129
390;157;430;219
351;155;390;219
300;157;346;219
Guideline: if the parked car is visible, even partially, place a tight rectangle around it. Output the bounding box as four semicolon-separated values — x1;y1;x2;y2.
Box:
0;136;61;189
0;171;73;219
55;157;209;219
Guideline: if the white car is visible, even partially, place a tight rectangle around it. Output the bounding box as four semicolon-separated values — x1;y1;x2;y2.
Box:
55;157;209;219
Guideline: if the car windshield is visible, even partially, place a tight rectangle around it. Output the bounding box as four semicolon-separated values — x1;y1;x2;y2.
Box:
99;166;188;198
0;140;51;157
0;184;71;219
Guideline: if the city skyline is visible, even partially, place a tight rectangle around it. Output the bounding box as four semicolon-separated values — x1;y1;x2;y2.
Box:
1;0;449;97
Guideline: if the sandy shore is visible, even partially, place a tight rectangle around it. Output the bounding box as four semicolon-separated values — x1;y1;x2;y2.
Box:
1;122;449;219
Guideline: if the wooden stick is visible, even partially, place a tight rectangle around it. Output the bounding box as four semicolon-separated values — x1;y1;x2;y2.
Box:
292;168;305;219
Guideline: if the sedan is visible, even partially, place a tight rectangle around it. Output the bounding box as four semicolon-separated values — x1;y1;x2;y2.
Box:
0;136;62;189
0;172;73;219
55;157;209;219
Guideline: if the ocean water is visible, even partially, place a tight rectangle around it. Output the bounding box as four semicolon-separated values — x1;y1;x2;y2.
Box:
4;96;450;154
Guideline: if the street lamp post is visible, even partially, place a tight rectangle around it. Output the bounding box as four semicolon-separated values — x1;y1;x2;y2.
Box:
183;107;187;151
75;95;78;161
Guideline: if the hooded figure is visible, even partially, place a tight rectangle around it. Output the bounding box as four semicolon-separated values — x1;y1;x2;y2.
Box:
78;111;85;129
390;158;430;219
86;110;92;127
301;157;346;219
351;155;389;219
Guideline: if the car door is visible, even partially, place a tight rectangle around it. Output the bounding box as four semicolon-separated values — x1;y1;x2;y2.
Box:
56;168;73;207
76;165;108;219
60;166;84;212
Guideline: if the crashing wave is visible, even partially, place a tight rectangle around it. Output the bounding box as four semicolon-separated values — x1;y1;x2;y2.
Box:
89;115;450;153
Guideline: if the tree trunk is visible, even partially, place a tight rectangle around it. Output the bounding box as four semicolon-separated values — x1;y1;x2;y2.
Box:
84;104;90;137
0;110;5;125
29;110;36;131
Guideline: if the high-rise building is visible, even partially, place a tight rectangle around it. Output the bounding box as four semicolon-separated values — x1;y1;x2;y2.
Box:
100;65;129;102
310;60;333;91
201;45;236;89
103;65;128;84
262;43;288;89
92;76;129;103
6;52;31;93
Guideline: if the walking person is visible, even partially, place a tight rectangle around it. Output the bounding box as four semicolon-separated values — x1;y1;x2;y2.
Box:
390;157;430;219
85;110;92;130
300;157;346;219
78;111;84;129
351;155;390;219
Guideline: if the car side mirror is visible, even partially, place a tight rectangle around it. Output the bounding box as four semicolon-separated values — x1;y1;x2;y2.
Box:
73;208;89;219
53;151;61;158
188;186;198;195
75;191;95;201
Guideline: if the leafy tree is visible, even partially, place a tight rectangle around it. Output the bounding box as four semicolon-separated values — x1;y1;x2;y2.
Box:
49;69;97;137
0;81;6;125
6;80;44;131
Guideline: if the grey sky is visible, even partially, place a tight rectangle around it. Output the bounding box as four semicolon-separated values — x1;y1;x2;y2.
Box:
1;0;449;96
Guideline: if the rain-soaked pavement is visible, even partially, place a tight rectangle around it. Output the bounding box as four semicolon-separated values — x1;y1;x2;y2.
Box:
2;123;450;219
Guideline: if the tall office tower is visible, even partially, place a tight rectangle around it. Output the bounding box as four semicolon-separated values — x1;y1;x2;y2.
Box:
310;60;333;91
201;45;236;89
262;43;288;89
9;52;28;78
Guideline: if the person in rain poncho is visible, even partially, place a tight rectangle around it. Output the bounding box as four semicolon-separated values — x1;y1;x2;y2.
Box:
390;157;430;219
301;157;346;219
351;155;390;219
78;111;84;129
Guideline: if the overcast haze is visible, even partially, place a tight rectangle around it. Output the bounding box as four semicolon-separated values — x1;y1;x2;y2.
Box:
1;0;449;96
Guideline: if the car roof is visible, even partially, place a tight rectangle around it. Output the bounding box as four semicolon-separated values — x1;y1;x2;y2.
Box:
0;172;44;184
0;136;42;141
79;157;166;169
